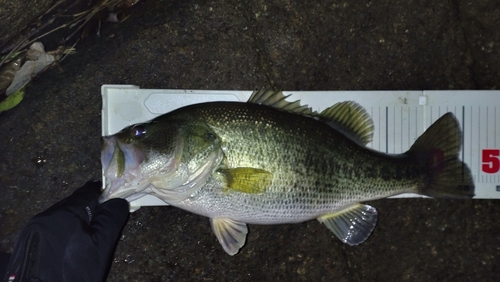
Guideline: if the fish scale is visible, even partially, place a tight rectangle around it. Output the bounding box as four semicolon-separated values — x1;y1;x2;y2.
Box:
176;102;416;195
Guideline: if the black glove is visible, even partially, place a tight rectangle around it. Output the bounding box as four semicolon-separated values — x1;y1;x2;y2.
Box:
2;181;130;282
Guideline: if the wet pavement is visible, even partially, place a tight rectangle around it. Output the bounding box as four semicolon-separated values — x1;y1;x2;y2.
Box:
1;0;500;281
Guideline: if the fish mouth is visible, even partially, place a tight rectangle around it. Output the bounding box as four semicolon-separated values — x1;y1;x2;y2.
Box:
100;136;149;203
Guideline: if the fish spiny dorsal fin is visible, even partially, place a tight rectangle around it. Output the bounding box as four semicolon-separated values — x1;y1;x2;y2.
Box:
248;89;314;115
320;101;374;145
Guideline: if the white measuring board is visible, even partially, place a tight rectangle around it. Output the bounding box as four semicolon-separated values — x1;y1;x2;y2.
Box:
101;85;500;209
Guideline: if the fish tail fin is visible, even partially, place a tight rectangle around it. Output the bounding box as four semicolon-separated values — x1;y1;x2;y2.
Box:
407;113;475;198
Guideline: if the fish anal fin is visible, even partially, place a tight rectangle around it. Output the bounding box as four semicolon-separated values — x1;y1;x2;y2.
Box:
318;204;378;246
320;101;374;145
218;167;272;194
210;218;248;256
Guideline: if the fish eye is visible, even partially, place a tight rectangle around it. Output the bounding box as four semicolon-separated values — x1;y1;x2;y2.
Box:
206;132;216;141
132;125;147;139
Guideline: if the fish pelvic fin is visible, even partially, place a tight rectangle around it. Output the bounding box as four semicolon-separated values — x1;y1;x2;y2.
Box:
210;218;248;256
318;204;378;246
408;112;475;198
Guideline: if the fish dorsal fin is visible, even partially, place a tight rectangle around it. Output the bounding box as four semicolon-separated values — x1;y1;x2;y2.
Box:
248;89;314;115
319;101;374;145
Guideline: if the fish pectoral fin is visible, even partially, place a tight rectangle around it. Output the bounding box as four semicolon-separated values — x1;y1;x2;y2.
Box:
218;167;272;194
210;218;248;256
317;204;378;246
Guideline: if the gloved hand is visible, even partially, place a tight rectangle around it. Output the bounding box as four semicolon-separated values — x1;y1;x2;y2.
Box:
3;181;130;282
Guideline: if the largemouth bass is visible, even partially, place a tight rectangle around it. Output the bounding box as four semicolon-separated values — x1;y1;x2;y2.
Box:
101;89;474;255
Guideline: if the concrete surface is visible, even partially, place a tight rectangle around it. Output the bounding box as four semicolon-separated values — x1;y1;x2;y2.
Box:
1;0;499;281
0;0;57;46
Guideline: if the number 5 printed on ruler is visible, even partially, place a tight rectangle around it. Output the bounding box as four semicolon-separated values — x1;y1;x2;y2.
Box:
482;149;500;174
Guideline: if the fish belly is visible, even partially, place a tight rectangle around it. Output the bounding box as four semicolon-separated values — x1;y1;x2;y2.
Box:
172;175;400;225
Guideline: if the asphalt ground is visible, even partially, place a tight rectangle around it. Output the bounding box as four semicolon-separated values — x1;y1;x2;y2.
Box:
1;0;499;281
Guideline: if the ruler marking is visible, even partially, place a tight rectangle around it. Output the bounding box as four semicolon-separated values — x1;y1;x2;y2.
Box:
378;107;382;151
415;107;418;142
469;106;473;182
407;107;410;148
430;105;433;124
394;107;396;153
377;106;380;151
393;107;396;153
478;106;481;179
486;107;489;148
391;107;393;153
386;107;389;153
401;107;403;151
462;106;465;163
393;107;396;152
